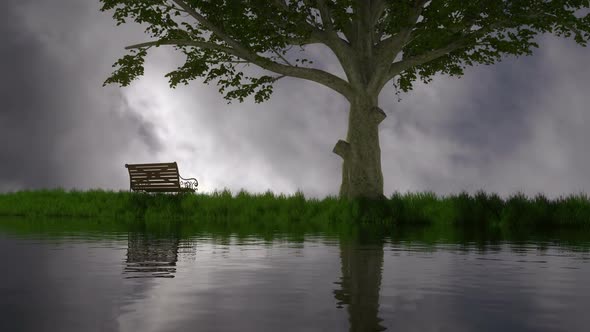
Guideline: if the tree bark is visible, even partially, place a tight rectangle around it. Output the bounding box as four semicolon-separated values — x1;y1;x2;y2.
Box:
333;93;387;202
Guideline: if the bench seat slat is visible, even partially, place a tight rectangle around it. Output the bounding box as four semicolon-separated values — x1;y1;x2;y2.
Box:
129;176;179;179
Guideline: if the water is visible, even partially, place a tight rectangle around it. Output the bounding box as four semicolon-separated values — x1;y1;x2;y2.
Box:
0;217;589;332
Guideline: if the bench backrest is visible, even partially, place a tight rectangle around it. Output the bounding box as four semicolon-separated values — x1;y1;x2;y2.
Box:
125;162;182;192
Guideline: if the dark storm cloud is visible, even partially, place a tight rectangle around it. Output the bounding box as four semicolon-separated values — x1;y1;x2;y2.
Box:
0;0;164;192
1;0;69;190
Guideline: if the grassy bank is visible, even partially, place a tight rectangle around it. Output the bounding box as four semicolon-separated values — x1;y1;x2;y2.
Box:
1;187;590;230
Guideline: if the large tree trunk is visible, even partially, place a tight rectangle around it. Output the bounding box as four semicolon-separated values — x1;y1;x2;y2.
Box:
333;93;387;202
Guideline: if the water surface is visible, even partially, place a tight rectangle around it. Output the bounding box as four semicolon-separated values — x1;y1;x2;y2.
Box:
0;217;589;332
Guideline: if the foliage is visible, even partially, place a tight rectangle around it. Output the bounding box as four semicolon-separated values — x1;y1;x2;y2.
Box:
99;0;590;103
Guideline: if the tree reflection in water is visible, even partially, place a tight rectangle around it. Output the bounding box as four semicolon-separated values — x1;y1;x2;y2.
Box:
334;227;388;332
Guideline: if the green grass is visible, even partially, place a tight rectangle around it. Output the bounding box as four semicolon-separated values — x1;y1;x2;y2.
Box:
1;187;590;232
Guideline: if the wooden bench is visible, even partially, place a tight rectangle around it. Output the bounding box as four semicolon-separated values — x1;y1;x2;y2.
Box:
124;162;198;194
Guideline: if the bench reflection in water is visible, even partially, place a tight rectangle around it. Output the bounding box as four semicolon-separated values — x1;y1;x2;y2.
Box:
124;233;191;279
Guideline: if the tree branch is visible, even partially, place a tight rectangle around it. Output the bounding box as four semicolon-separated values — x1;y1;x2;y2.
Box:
270;0;361;92
371;0;388;42
125;39;235;53
378;3;590;92
367;0;428;92
268;0;327;47
170;0;261;58
373;0;429;62
270;46;294;66
388;38;472;75
371;0;388;24
316;0;336;32
164;1;352;96
124;38;354;100
119;0;187;14
377;17;516;92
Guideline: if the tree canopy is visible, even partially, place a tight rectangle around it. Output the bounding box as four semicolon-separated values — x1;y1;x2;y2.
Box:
100;0;590;104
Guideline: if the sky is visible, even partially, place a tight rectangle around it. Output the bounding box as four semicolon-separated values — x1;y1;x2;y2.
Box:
1;0;590;202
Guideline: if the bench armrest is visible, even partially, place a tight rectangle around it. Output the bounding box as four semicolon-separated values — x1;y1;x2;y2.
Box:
179;175;199;191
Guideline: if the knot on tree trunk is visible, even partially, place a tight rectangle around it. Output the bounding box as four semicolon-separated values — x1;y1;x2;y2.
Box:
332;139;351;160
370;106;386;124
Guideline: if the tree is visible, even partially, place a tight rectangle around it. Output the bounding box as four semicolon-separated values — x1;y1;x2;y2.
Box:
100;0;590;202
